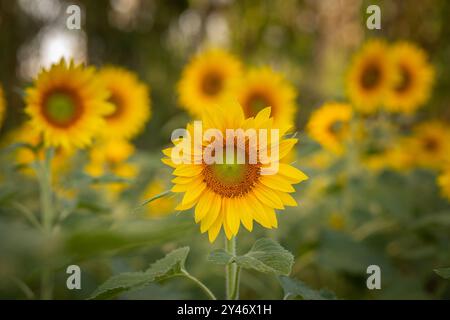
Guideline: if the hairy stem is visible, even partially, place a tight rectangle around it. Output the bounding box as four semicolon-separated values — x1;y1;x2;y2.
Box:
225;236;239;300
181;269;217;300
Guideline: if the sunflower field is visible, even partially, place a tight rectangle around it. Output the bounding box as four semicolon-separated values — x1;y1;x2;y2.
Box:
0;0;449;301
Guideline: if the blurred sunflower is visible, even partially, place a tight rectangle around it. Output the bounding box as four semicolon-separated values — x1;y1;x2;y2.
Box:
177;48;242;117
384;42;434;113
347;40;395;113
408;121;450;169
141;179;177;217
0;84;5;128
85;139;138;194
25;59;112;150
235;67;297;128
9;123;73;176
438;166;450;201
162;102;308;242
364;140;415;172
99;67;151;139
307;102;353;154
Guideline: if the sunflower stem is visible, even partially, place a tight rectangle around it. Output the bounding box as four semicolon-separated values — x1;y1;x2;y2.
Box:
35;148;55;300
225;236;239;300
181;269;217;300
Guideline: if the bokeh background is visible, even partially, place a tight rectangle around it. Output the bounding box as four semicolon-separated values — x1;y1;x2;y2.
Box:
0;0;449;299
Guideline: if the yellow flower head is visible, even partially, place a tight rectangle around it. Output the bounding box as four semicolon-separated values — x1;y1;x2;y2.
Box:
347;40;395;113
99;66;151;139
364;139;416;173
85;138;137;177
438;166;450;201
407;121;450;169
177;48;242;117
162;102;308;242
0;84;6;129
25;59;112;150
235;67;297;129
141;179;177;218
9;123;73;176
307;102;353;155
384;42;434;114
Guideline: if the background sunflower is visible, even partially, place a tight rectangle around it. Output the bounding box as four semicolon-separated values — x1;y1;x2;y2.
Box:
25;59;112;150
235;67;297;129
98;66;151;140
384;42;435;113
177;49;242;117
346;40;395;114
307;102;353;155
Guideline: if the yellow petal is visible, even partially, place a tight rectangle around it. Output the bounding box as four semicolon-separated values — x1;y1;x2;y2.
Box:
245;192;272;228
225;198;240;236
278;139;298;160
200;193;221;232
278;163;309;183
260;175;295;193
208;214;223;242
254;107;272;127
253;184;284;209
161;157;177;168
195;190;214;223
173;164;203;177
181;182;206;207
275;190;297;207
235;197;253;231
263;206;278;228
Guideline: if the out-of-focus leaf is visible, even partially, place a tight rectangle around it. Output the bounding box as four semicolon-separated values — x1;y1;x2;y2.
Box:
318;231;390;275
208;238;293;276
137;190;172;208
434;268;450;279
279;275;336;300
89;247;189;299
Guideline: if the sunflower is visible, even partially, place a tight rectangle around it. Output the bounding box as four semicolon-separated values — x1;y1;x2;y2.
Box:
438;166;450;201
98;66;151;139
0;84;5;129
141;179;177;217
9;123;73;177
235;67;297;128
162;102;308;242
363;140;415;172
384;42;434;114
25;59;112;150
307;102;353;155
85;139;138;194
177;48;242;117
347;40;395;113
407;121;450;169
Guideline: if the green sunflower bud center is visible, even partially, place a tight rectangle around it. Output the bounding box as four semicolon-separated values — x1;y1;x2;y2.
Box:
44;91;79;127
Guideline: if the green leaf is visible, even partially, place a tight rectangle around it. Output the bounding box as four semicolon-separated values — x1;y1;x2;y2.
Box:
208;238;294;276
279;276;337;300
208;249;233;265
89;247;190;299
138;190;172;208
434;268;450;279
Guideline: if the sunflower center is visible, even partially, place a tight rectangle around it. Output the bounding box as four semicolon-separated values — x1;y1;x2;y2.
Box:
395;66;412;93
423;136;439;152
202;147;260;197
105;92;124;120
201;71;223;96
328;120;346;136
43;91;81;127
361;63;381;90
245;92;271;116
